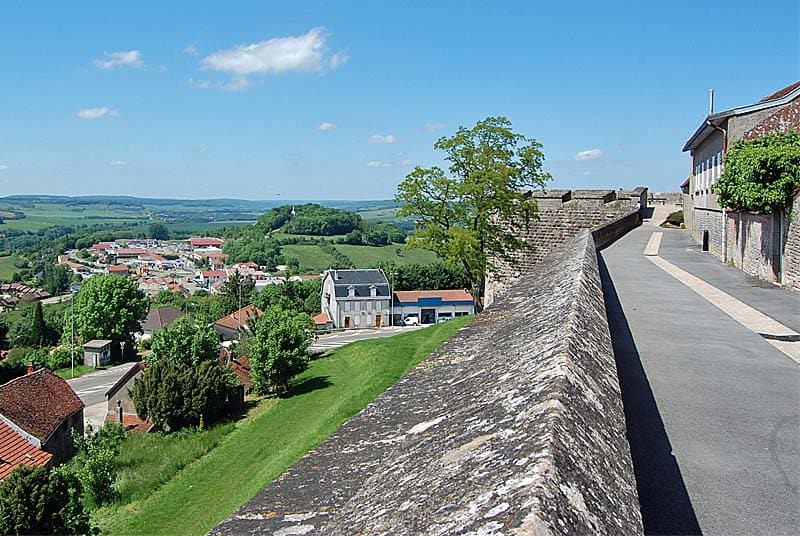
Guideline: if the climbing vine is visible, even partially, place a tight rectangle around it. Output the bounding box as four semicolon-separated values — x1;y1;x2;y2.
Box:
713;130;800;213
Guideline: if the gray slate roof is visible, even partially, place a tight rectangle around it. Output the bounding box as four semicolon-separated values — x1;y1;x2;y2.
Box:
325;269;390;298
141;306;184;332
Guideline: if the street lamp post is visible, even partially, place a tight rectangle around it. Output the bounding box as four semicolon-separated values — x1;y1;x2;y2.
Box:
390;271;397;328
70;291;75;379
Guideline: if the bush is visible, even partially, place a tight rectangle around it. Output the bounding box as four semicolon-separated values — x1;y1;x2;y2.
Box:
131;360;237;432
714;130;800;213
72;423;125;506
48;345;73;371
663;210;684;227
0;466;94;535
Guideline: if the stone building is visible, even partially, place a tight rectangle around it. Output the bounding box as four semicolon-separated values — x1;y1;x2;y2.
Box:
681;81;800;288
321;269;391;329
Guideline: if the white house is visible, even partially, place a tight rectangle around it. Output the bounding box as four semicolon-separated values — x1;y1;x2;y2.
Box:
321;269;391;329
392;290;474;325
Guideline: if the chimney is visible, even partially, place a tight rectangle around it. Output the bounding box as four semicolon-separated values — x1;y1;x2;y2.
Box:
709;88;715;115
26;362;34;375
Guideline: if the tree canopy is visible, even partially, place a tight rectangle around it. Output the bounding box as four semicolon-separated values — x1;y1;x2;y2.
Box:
250;306;313;394
395;116;550;309
71;274;148;349
713;130;800;213
149;317;220;367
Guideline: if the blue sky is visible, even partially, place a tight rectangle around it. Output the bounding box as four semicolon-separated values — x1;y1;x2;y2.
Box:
1;0;798;200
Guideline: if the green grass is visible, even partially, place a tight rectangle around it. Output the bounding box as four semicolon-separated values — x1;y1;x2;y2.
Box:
336;243;438;267
0;255;21;280
53;364;109;380
280;244;340;272
280;243;439;273
92;317;470;535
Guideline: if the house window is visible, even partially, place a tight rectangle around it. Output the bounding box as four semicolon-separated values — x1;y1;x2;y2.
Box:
344;301;351;312
369;285;377;297
347;286;355;297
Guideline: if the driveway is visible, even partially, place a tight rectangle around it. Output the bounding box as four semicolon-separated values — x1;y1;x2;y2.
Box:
67;362;139;432
310;325;425;353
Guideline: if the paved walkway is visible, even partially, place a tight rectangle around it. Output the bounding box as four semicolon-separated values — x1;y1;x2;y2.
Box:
600;224;799;535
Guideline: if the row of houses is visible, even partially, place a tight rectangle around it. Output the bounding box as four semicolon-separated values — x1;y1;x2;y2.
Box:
681;81;800;289
0;283;50;310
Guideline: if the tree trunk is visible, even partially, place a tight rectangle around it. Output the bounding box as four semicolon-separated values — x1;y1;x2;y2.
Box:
472;277;484;314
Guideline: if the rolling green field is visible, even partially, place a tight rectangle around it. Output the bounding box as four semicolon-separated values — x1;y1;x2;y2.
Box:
280;243;438;272
92;317;470;535
0;204;145;232
0;255;22;280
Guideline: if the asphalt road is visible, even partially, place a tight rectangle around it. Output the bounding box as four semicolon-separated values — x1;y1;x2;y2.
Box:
66;362;137;407
600;224;799;535
310;325;425;353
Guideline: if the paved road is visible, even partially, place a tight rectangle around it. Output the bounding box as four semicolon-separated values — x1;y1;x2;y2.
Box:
600;224;799;535
310;325;425;353
67;362;138;407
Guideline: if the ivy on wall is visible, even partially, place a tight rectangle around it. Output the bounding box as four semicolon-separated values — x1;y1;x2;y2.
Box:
714;130;800;213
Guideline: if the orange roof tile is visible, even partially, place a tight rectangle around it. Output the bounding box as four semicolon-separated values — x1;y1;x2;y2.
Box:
214;304;264;331
0;419;52;479
393;289;473;303
312;312;331;324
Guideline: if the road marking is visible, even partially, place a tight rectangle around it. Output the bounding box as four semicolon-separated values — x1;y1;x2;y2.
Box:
646;255;800;364
643;232;663;256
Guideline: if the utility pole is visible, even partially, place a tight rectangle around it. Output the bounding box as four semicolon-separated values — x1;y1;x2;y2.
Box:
390;271;397;328
70;291;75;378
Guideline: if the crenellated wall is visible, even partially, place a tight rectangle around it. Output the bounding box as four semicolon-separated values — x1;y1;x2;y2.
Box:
485;187;645;305
211;229;643;536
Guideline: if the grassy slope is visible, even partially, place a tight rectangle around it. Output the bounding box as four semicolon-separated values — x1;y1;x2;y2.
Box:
0;255;20;280
280;244;340;272
336;243;438;267
94;317;470;535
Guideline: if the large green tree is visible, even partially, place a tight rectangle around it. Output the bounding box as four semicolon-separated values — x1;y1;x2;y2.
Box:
713;130;800;213
250;306;313;394
149;316;220;367
395;116;550;310
71;274;148;357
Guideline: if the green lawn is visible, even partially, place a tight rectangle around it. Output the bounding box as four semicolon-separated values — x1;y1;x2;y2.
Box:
0;255;20;280
53;364;109;380
92;317;470;535
280;244;340;272
336;243;438;267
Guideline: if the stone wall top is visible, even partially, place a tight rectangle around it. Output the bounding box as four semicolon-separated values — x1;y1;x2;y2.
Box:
211;230;643;536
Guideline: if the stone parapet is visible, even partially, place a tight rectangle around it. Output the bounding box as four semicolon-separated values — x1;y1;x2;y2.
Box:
211;230;643;536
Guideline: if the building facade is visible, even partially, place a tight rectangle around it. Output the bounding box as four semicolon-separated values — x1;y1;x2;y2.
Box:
682;82;800;287
392;290;474;325
321;269;391;329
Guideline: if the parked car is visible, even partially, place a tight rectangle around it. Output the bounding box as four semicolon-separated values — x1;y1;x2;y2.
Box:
403;315;419;326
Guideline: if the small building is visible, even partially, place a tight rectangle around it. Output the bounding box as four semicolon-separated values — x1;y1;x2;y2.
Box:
213;304;264;341
321;269;391;329
191;237;224;248
83;339;112;367
312;312;333;332
105;362;151;432
0;369;84;465
141;306;185;338
392;290;474;325
107;264;130;276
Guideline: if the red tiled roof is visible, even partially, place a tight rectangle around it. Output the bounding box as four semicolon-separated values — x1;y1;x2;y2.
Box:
758;81;800;103
229;357;252;390
202;270;228;278
0;419;52;479
200;252;229;259
393;289;473;303
107;265;129;272
116;248;146;256
743;99;800;140
0;369;84;443
312;312;331;325
214;304;263;331
191;237;224;247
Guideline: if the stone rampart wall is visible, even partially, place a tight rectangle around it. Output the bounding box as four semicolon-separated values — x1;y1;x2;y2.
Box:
211;230;643;536
783;193;800;290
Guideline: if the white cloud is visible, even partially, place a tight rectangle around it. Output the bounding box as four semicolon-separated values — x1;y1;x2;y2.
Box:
76;107;118;119
93;50;143;69
367;161;392;168
574;148;604;161
369;134;397;144
0;164;8;171
423;122;446;133
188;77;251;92
183;44;198;56
330;51;349;69
109;160;128;167
316;122;336;131
400;159;413;166
200;27;343;76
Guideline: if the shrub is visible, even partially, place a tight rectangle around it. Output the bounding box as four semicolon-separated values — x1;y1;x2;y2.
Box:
663;210;684;227
48;345;73;371
714;130;800;213
0;466;94;535
131;360;237;432
72;423;126;506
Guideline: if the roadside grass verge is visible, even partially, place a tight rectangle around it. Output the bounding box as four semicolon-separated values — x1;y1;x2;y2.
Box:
54;364;109;380
92;316;470;535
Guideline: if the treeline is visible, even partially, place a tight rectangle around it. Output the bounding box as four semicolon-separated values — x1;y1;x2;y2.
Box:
377;261;470;291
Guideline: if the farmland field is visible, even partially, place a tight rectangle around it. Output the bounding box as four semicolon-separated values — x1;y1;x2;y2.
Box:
336;243;437;267
0;255;21;280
